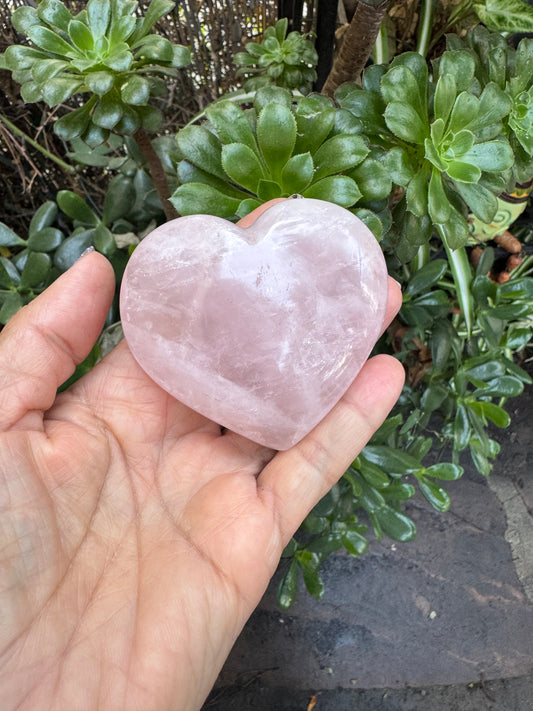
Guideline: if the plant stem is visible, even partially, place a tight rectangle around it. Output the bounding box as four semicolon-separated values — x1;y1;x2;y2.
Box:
416;0;436;58
373;20;390;65
444;243;474;340
0;113;76;174
133;128;178;221
321;0;391;98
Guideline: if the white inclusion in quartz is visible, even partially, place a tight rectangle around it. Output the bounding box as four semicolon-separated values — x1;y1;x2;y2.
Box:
120;198;389;449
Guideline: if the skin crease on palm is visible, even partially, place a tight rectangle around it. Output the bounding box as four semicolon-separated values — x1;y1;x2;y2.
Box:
0;199;404;711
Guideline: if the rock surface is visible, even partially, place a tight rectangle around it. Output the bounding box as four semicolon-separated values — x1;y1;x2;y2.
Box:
120;199;388;449
203;365;533;707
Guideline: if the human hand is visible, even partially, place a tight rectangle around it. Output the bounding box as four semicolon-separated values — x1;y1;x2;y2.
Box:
0;202;404;711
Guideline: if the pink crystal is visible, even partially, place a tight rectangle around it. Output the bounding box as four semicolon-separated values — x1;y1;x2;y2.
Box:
120;198;389;449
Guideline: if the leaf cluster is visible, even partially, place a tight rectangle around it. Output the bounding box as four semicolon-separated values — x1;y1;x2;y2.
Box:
234;18;318;94
446;26;533;183
0;152;169;326
0;0;191;147
172;87;392;236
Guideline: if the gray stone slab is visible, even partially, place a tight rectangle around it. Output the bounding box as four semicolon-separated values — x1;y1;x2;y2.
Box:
204;367;533;706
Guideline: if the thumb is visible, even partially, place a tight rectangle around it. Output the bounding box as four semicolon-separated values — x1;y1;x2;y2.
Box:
0;251;115;431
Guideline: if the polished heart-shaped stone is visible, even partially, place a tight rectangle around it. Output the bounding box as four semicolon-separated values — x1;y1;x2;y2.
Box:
120;198;388;449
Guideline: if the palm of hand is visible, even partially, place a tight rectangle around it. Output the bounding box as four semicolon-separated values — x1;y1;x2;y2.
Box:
2;335;286;710
0;248;403;711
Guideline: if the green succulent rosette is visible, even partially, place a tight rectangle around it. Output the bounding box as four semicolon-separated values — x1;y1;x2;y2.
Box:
1;0;191;147
171;88;393;237
234;18;318;94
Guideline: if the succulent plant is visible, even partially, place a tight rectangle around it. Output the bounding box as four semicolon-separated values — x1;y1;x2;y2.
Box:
234;18;318;94
446;26;533;184
337;50;515;250
1;0;191;147
171;87;392;237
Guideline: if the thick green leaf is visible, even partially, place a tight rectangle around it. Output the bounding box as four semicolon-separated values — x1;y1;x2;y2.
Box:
57;190;99;225
221;143;266;192
473;376;524;398
446;160;481;183
93;92;124;129
342;530;368;557
405;259;447;296
294;107;336;155
68;19;94;51
375;506;417;541
0;292;24;324
31;58;68;83
454;181;498;223
29;201;58;236
312;134;369;180
170;183;240;218
434;73;457;126
12;6;40;33
357;459;390;489
0;223;25;247
439;50;476;92
257;180;282;201
424;463;463;481
178;161;248;199
206;101;258;152
362;445;421;474
384;102;428;144
130;0;174;44
103;48;133;71
53;229;95;270
303;176;361;207
136;105;162;132
93;224;115;255
348;159;392;201
257;103;296;181
43;77;82;106
381;64;427;119
277;559;299;609
454;403;471;451
383;147;415;186
428;169;451;223
54;102;94;140
20;81;43;103
85;71;114;95
27;227;63;252
449;92;480;132
298;551;324;599
19;251;51;289
171;44;191;67
121;75;150;105
461;140;514;171
102;174;135;224
418;476;451;512
27;25;76;56
281;152;314;194
176;126;226;180
4;45;48;70
469;400;511;427
87;0;110;38
109;14;136;44
134;34;173;62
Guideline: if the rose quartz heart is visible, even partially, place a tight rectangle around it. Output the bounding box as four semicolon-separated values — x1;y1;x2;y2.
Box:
120;198;388;449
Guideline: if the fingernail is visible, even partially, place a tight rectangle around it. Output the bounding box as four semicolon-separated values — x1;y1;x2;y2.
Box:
77;246;95;261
